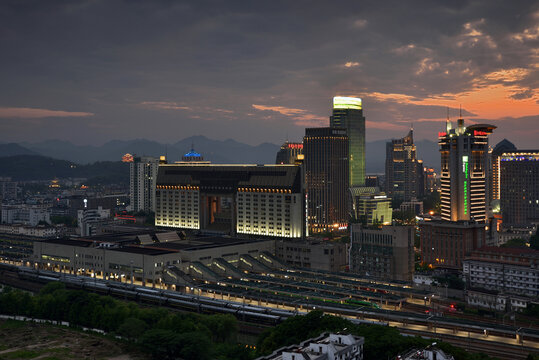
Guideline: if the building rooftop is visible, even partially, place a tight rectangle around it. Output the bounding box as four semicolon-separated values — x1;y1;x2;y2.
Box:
157;164;303;192
109;245;178;256
471;246;539;256
152;235;272;251
256;332;364;360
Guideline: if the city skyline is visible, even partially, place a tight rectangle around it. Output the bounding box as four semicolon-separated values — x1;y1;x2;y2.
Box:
0;1;537;148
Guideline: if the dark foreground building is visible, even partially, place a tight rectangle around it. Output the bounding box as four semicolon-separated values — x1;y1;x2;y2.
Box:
500;150;539;227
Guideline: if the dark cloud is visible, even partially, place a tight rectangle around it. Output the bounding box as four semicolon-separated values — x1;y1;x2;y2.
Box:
0;0;537;148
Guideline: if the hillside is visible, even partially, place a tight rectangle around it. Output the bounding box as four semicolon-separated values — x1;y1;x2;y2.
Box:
22;136;281;165
0;155;129;183
0;143;37;157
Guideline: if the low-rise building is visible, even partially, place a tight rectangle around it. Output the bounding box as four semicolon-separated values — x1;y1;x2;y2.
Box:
419;220;485;269
396;344;454;360
350;224;414;282
256;333;364;360
1;204;51;226
463;246;539;298
465;289;530;312
399;198;423;216
275;239;347;272
0;224;57;238
31;233;275;286
77;206;111;237
351;188;392;226
0;177;17;200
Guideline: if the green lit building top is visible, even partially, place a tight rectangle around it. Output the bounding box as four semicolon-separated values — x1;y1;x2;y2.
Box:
330;96;366;187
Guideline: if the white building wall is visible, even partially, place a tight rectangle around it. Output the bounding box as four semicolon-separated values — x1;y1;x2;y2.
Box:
236;191;303;238
155;187;200;229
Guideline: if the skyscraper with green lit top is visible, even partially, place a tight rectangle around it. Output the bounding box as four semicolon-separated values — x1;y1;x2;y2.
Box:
330;96;366;187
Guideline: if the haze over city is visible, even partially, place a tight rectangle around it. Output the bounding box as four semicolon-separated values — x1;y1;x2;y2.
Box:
1;0;538;147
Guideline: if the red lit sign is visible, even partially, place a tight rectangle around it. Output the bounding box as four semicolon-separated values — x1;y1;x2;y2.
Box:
438;132;447;137
287;144;303;149
474;130;487;136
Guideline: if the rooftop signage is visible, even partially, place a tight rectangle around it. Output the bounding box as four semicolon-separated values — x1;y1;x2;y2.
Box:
333;96;362;110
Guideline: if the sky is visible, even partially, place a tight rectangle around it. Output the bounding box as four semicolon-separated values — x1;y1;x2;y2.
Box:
0;0;538;148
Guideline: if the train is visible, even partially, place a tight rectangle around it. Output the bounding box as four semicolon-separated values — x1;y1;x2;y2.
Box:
16;267;297;326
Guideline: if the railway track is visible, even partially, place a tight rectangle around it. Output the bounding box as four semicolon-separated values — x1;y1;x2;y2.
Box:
400;328;537;360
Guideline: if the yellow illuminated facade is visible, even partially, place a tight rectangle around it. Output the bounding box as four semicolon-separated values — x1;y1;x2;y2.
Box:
155;185;200;229
236;188;303;238
333;96;362;110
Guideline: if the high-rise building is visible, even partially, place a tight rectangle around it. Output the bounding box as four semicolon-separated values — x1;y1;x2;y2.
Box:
155;164;306;238
500;151;539;227
275;142;303;164
130;156;160;213
385;129;423;202
419;219;486;269
304;127;349;232
438;118;496;222
350;224;414;282
423;167;439;194
489;139;517;203
330;96;365;187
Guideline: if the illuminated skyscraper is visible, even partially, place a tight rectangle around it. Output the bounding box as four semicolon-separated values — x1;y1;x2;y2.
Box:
489;139;516;203
330;96;365;187
438;117;496;222
385;129;423;202
304;127;349;232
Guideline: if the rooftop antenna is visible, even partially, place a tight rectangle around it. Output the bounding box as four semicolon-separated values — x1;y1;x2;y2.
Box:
457;104;464;134
446;107;452;132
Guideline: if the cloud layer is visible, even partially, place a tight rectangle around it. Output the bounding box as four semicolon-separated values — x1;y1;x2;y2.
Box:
0;0;537;150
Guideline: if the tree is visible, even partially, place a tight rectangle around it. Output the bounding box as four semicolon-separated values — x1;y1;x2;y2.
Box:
118;317;148;341
423;191;440;213
501;238;527;248
529;231;539;250
393;210;416;225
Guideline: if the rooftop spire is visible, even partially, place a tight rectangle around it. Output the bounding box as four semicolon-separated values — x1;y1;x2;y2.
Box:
446;107;452;132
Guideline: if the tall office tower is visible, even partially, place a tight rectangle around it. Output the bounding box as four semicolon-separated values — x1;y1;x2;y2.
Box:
500;151;539;227
130;156;160;213
330;96;365;187
438;117;496;222
490;139;516;203
275;142;303;164
304;127;349;232
385;129;423;202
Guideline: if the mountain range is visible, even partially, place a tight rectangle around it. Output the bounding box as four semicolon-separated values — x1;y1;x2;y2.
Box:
1;136;440;173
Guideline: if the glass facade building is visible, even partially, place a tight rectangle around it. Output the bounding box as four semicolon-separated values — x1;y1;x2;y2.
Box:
304;127;349;232
330;97;366;187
